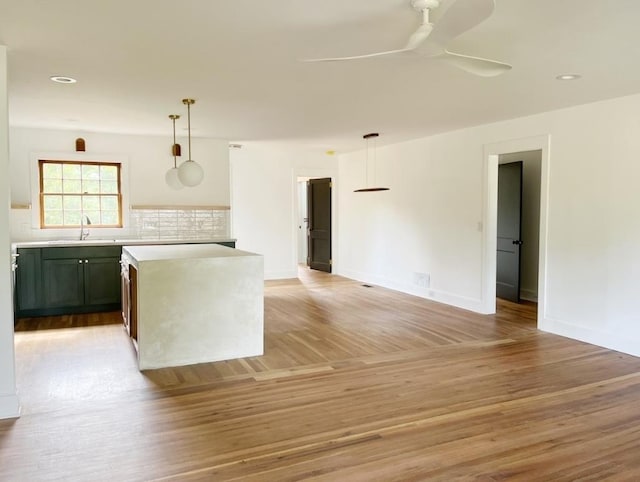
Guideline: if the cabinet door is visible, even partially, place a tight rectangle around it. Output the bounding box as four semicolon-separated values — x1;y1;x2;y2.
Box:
84;257;121;305
16;248;42;311
42;259;85;308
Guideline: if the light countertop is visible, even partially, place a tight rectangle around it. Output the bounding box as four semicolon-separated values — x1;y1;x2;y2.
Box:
12;237;236;249
123;243;257;263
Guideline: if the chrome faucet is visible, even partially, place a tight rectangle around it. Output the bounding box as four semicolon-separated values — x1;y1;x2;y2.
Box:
80;215;92;240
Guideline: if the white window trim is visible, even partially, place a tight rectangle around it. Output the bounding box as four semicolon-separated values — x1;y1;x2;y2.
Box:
29;151;130;238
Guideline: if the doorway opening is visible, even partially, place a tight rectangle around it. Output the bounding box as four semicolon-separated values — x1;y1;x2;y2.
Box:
296;176;333;273
497;151;542;304
296;179;308;266
482;135;549;327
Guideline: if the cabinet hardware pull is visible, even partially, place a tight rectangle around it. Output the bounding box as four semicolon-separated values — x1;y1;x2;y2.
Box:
78;260;82;263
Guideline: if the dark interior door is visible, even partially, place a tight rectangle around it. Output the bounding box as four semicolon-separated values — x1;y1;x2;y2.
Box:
307;178;332;272
497;161;523;302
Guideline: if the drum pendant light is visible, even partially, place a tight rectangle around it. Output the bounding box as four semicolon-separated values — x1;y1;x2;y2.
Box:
354;132;390;192
165;114;183;190
177;98;204;187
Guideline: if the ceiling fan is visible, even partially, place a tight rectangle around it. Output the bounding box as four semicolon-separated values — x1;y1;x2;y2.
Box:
303;0;511;77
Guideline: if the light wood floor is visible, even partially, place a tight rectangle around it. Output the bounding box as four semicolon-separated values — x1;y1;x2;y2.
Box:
3;269;640;480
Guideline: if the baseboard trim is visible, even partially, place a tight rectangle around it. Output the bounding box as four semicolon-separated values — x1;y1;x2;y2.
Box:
520;288;538;302
0;393;21;420
338;269;485;313
265;270;298;281
540;316;640;358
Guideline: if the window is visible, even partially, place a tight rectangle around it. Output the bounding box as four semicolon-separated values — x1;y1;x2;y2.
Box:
39;160;122;228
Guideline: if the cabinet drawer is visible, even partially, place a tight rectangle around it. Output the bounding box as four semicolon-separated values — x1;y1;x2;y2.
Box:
42;245;122;259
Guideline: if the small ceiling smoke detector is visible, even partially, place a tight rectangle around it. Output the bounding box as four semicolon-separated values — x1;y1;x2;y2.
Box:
555;73;581;81
50;76;77;84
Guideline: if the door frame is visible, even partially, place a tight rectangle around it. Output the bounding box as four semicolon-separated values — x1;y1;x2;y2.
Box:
292;168;338;274
481;135;550;327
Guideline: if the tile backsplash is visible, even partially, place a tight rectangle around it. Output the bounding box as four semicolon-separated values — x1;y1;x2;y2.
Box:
129;208;230;239
9;206;231;241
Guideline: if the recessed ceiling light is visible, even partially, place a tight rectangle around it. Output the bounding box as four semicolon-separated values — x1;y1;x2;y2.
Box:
50;76;77;84
556;74;581;81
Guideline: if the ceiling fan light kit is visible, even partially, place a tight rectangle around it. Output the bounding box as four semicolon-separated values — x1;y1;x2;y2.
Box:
304;0;511;78
354;133;390;193
177;98;205;187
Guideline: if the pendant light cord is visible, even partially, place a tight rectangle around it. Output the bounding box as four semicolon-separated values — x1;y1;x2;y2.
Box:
355;132;388;192
187;101;192;161
365;137;370;187
172;116;178;168
373;135;377;187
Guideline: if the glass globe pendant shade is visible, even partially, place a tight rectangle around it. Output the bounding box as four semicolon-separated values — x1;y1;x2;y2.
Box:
165;167;183;190
178;159;204;187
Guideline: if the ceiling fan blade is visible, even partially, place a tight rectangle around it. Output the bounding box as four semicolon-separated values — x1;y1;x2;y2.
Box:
404;22;434;50
302;48;411;63
303;2;435;63
437;49;511;77
428;0;495;47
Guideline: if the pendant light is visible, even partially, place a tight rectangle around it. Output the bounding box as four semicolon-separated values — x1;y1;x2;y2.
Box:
177;98;204;187
165;114;183;190
354;132;390;192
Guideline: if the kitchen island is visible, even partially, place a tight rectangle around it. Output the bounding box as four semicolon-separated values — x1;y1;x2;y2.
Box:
122;243;263;370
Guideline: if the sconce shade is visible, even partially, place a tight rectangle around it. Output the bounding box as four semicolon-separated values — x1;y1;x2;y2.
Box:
178;160;204;187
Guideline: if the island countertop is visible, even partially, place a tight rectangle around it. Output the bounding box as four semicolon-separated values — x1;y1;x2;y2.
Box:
123;243;254;264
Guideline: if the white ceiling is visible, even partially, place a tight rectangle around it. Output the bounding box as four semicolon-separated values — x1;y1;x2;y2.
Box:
1;0;640;152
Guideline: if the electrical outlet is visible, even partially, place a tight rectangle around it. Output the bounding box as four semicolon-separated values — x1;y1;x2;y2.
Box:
413;272;430;288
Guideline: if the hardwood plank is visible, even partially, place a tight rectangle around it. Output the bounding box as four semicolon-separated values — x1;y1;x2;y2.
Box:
3;268;640;480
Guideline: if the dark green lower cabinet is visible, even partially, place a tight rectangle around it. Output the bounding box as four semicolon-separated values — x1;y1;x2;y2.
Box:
15;248;43;312
216;241;236;248
16;246;122;317
43;259;85;308
84;257;121;305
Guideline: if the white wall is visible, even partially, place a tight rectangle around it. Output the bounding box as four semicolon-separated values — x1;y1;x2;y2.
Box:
0;46;20;419
231;144;338;279
499;150;541;301
338;93;640;357
9;127;229;240
339;135;485;308
296;180;308;264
